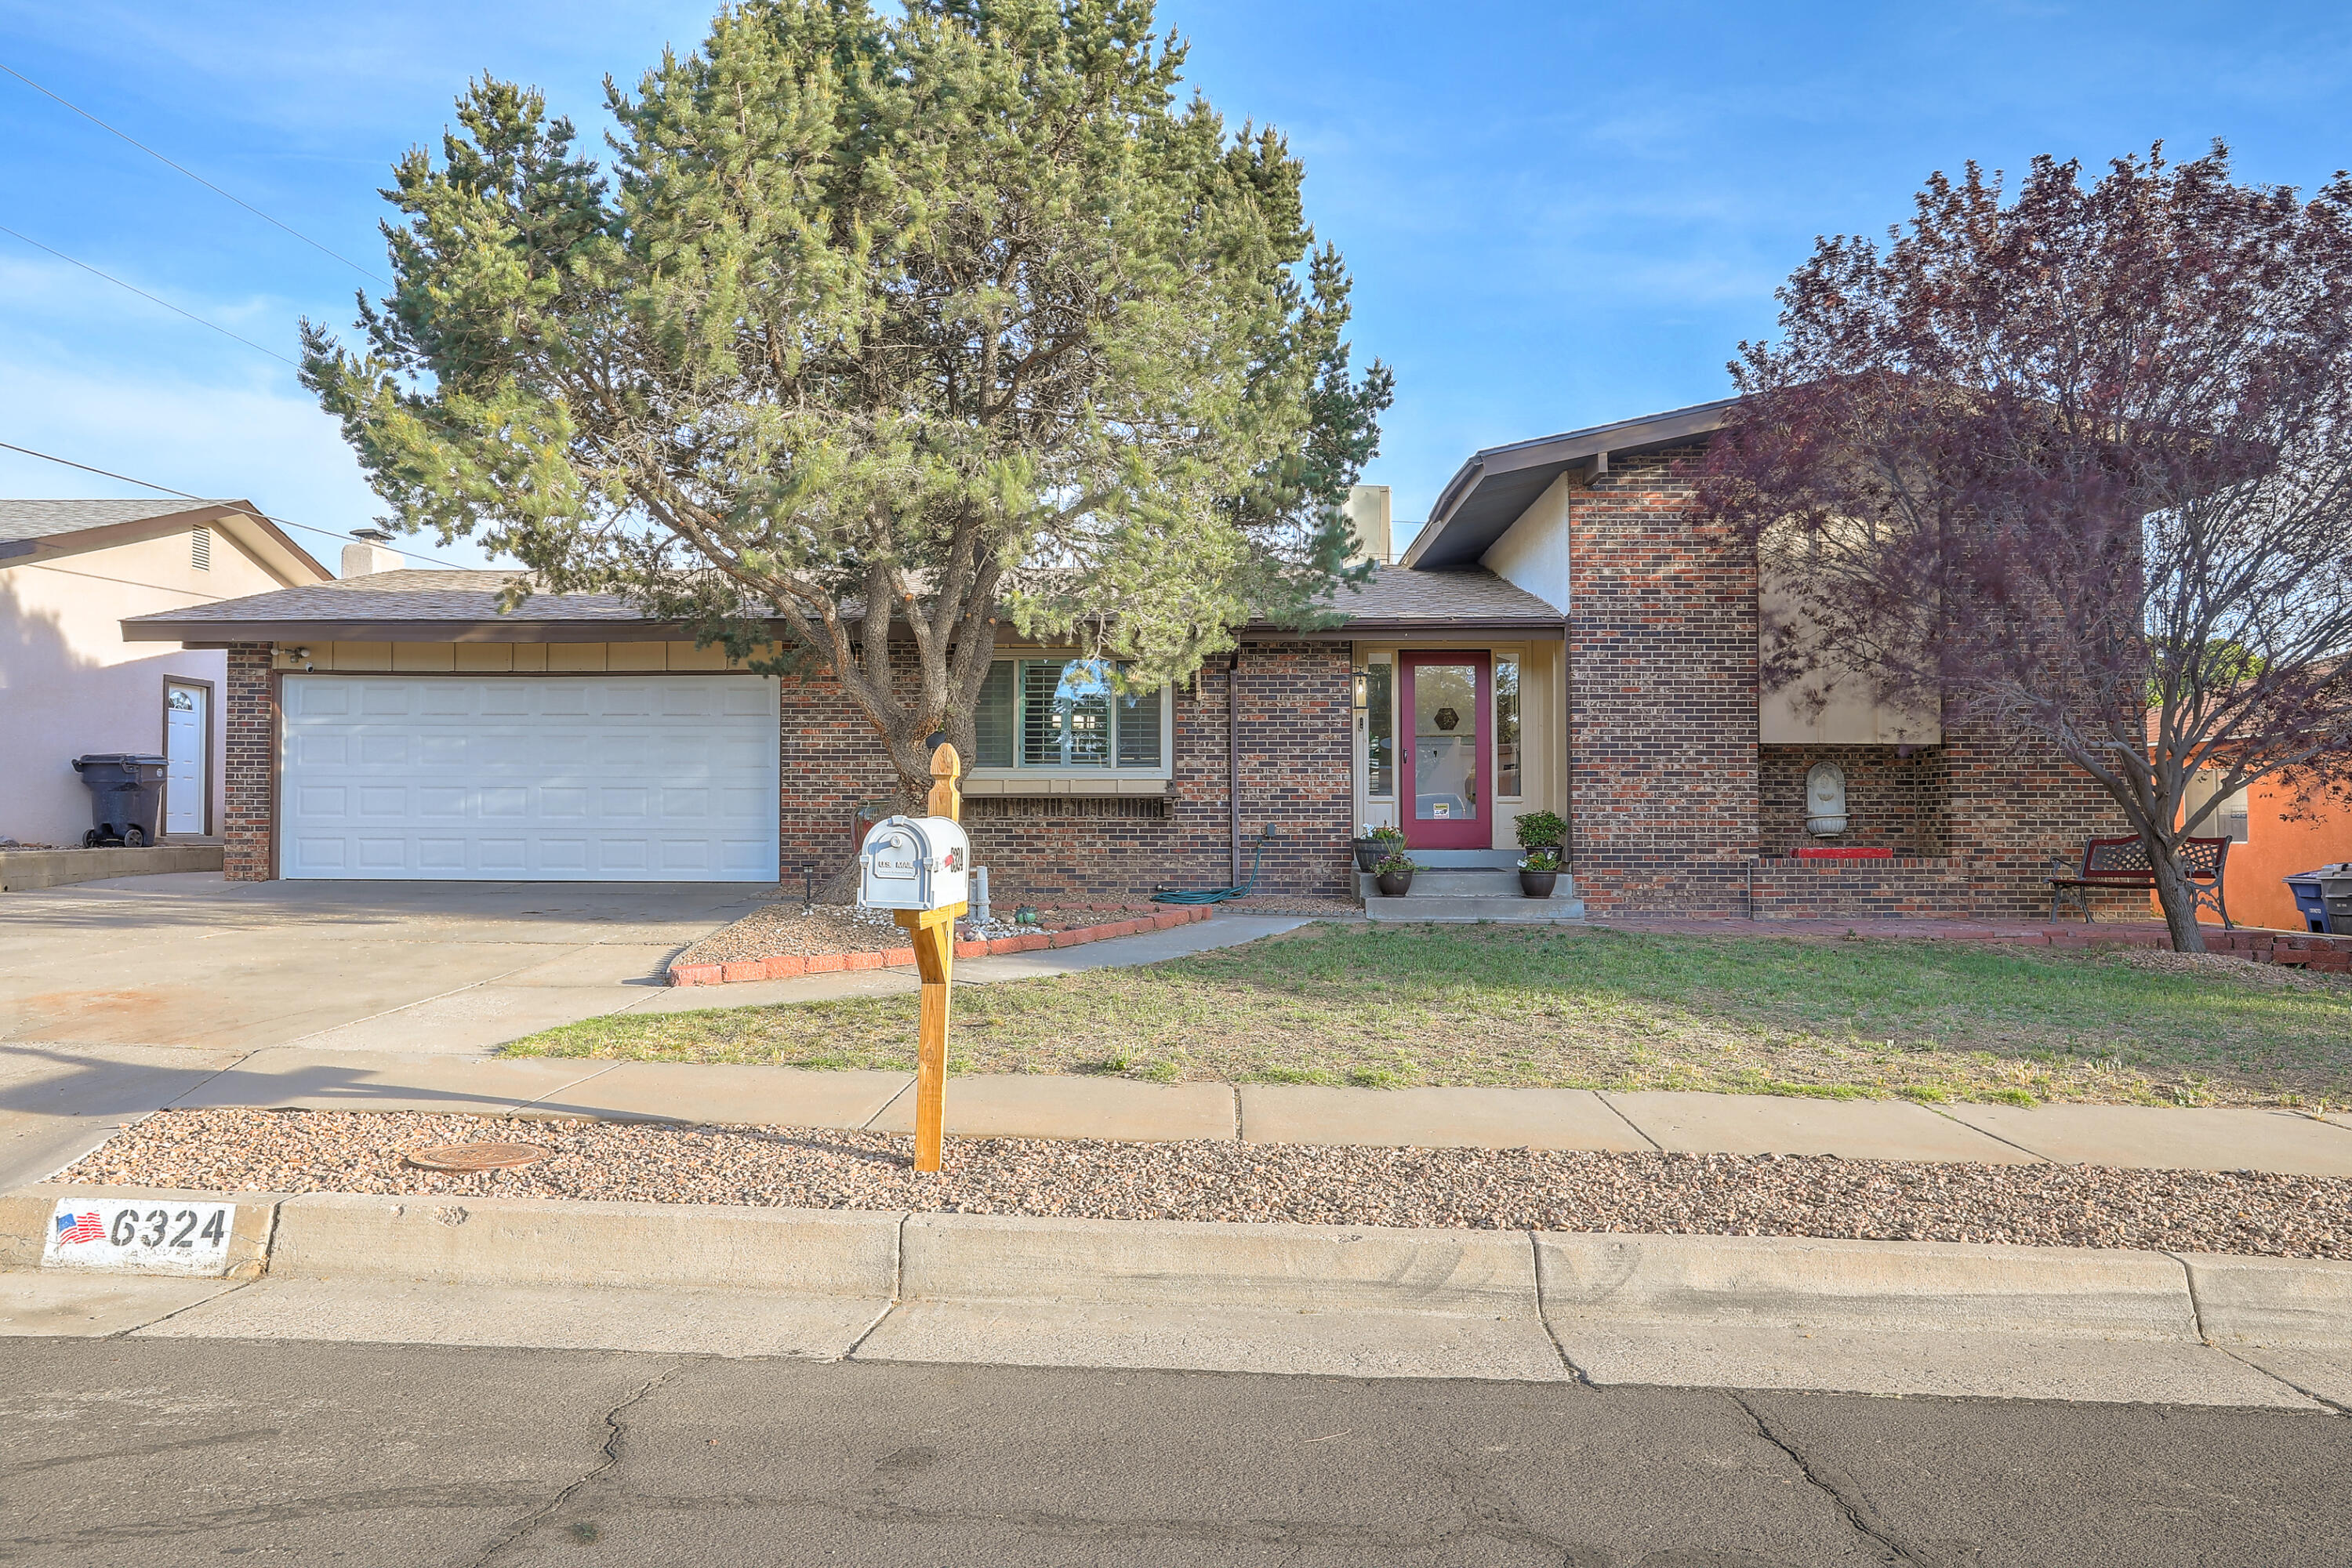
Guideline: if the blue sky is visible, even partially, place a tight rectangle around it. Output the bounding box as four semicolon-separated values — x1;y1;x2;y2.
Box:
3;1;2348;570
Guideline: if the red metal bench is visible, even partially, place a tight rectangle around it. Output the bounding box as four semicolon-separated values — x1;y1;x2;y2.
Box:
2049;835;2233;927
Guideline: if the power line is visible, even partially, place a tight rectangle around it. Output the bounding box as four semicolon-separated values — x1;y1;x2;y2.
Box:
0;437;481;572
0;60;387;284
0;223;300;368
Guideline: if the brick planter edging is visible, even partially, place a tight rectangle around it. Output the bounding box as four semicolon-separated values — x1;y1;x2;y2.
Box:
667;906;1214;987
2016;926;2352;973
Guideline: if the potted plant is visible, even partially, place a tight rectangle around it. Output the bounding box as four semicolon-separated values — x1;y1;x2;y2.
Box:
1353;822;1403;872
1372;851;1419;897
1517;846;1561;898
1513;810;1567;857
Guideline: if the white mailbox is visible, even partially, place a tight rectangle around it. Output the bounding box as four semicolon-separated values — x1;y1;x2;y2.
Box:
857;815;972;912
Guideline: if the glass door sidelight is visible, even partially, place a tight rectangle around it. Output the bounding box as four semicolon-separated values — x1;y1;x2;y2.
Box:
1398;652;1490;849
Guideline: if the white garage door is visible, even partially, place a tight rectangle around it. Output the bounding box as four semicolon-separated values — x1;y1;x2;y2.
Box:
281;674;779;881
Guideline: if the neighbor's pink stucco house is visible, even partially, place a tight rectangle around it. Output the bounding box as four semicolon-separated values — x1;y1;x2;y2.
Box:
1;500;329;847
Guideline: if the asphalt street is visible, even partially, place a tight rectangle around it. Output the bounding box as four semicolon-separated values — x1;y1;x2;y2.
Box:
5;1338;2346;1567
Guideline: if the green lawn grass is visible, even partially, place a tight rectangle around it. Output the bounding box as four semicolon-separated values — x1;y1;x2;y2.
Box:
504;924;2352;1107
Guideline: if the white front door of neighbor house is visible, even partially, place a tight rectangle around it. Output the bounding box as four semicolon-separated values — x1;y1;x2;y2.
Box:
163;682;209;835
279;673;780;881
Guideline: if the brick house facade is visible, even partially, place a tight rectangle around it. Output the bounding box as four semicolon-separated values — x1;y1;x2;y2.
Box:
775;638;1355;903
129;397;2150;923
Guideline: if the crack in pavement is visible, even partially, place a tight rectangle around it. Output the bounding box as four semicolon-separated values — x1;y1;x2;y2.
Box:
1;1483;559;1557
462;1361;686;1566
1728;1392;1918;1566
0;1425;282;1479
2211;1344;2352;1417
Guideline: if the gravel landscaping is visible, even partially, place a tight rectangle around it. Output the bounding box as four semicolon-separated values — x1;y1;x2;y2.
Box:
57;1107;2352;1258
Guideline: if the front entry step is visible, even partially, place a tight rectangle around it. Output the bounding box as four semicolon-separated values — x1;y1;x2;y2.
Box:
1359;866;1584;923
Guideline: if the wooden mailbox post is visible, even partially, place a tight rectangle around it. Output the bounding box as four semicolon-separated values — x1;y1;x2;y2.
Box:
894;742;967;1174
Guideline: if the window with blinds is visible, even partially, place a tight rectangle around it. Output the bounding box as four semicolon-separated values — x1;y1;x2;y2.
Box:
969;657;1164;771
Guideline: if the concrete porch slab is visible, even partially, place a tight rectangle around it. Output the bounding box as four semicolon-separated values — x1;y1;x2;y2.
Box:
165;1048;610;1116
865;1074;1236;1142
1935;1103;2352;1174
514;1061;913;1130
1600;1091;2042;1163
1237;1084;1652;1150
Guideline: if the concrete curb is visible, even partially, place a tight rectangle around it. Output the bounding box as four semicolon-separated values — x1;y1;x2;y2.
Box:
1537;1232;2197;1338
901;1212;1537;1316
2;1185;275;1280
268;1192;900;1297
0;844;224;892
7;1186;2350;1375
666;905;1214;986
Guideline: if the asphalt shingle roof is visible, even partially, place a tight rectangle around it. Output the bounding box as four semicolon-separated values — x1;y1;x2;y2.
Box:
123;562;1562;636
129;570;647;626
0;498;245;543
1323;564;1561;622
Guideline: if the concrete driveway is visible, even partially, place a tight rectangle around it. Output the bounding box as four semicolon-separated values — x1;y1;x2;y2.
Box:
0;872;771;1056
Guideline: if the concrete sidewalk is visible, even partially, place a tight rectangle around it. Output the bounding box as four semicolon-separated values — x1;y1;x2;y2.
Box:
10;1040;2352;1189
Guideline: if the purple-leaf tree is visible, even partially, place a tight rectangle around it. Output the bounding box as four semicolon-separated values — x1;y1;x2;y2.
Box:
1704;145;2352;952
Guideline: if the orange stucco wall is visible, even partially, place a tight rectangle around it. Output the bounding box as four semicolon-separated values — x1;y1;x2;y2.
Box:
2185;774;2352;931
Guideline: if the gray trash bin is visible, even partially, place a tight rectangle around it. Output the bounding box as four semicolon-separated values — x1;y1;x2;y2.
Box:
72;753;169;848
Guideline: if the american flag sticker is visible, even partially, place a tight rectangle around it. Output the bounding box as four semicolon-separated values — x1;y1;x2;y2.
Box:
54;1210;104;1245
42;1198;238;1276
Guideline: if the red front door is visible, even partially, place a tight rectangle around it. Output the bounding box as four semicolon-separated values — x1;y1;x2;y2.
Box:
1399;652;1490;850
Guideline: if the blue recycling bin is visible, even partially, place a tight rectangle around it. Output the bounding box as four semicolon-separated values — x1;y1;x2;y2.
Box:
2282;864;2352;935
71;753;168;848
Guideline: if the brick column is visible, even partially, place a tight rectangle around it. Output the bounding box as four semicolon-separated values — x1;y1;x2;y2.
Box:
222;643;275;880
1566;445;1760;914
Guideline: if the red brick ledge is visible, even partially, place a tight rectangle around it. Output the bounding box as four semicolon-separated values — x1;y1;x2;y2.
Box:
666;906;1214;986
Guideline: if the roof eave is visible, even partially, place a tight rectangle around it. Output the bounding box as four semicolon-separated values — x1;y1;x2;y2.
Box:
2;502;331;585
1401;397;1739;571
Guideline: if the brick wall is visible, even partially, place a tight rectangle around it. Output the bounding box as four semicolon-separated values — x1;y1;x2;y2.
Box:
222;643;273;881
1939;715;2137;919
1759;743;1947;857
779;638;1355;904
1562;441;2136;921
1567;445;1758;916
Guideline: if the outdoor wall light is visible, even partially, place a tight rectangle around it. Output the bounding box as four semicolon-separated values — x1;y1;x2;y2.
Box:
1352;670;1370;710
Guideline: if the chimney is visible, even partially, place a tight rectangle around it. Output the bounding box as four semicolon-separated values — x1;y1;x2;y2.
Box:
1345;485;1392;565
341;528;405;578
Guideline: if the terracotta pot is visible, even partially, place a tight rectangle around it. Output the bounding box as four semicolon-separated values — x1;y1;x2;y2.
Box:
1352;840;1388;872
1519;869;1559;898
1374;869;1414;897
